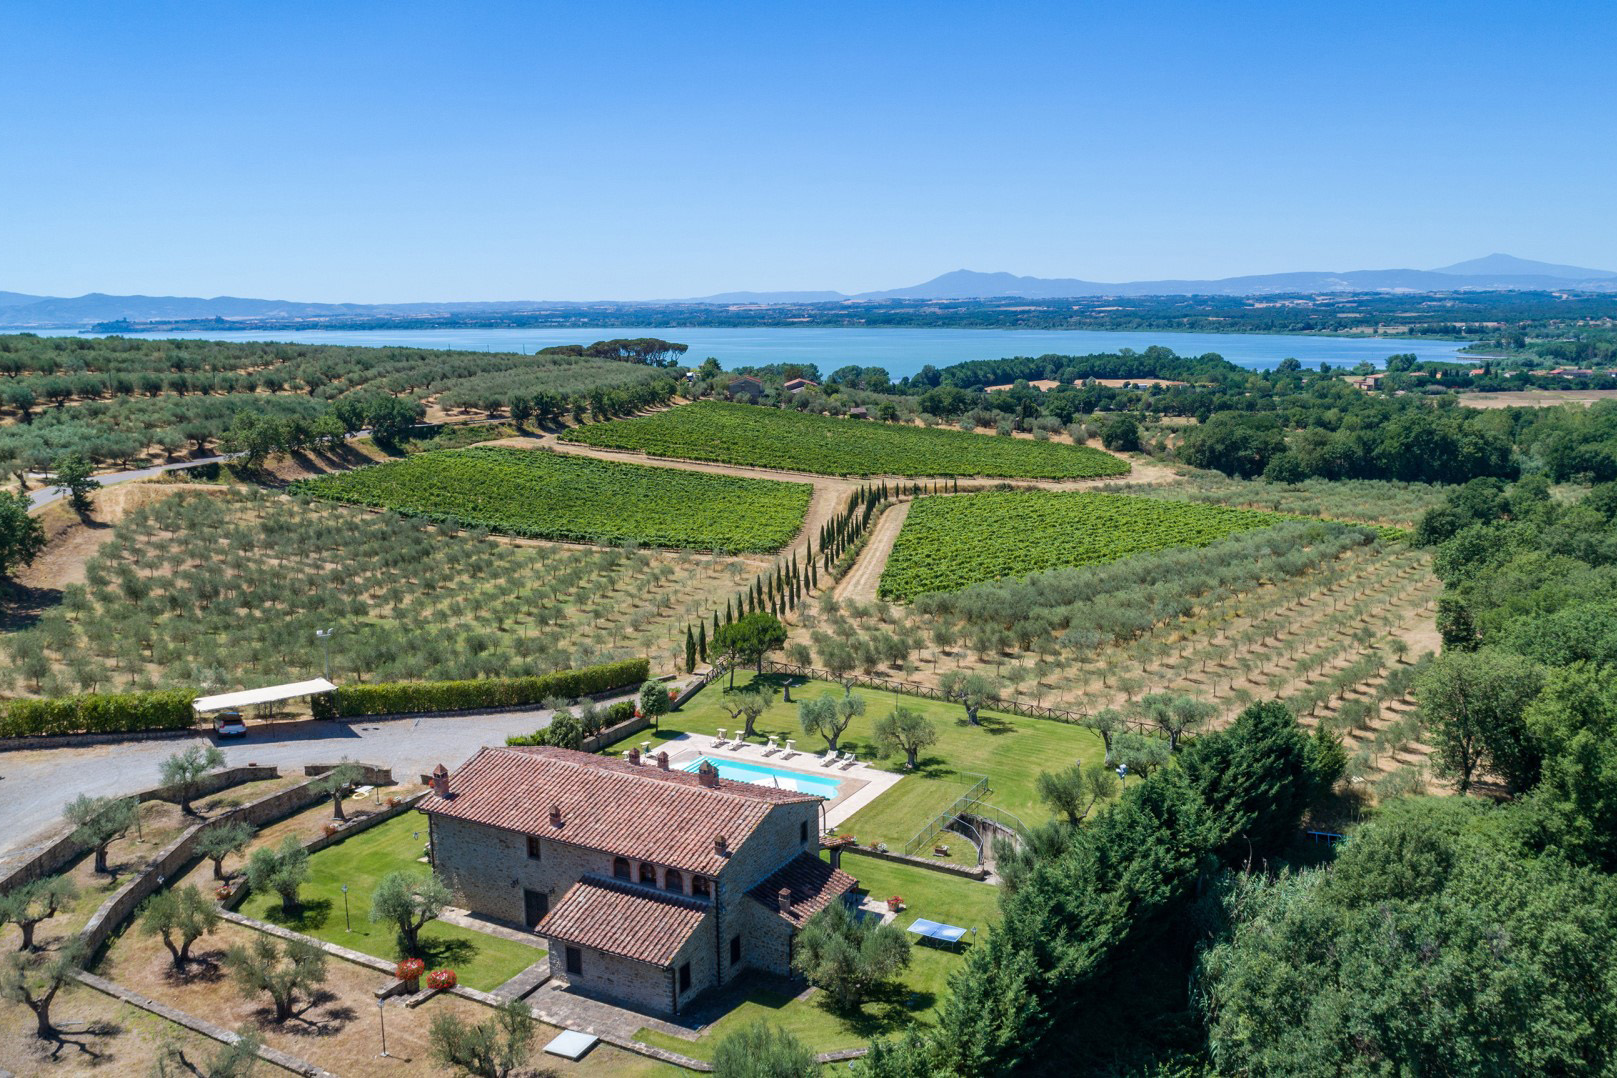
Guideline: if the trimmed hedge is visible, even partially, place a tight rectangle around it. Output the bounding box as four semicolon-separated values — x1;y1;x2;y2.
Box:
335;658;650;717
0;689;198;739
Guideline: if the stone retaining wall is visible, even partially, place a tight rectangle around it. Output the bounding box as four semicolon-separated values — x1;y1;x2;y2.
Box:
843;845;990;881
0;765;283;897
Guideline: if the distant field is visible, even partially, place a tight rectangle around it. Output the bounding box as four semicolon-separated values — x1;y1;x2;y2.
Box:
293;446;811;552
879;490;1287;599
1457;390;1617;409
561;400;1132;478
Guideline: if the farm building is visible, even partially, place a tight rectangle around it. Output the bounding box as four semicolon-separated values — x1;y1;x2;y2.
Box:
419;746;857;1016
726;375;765;401
783;377;818;392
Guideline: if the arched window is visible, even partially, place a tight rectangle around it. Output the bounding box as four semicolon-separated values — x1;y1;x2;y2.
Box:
691;876;711;898
664;869;684;893
613;857;631;880
640;862;657;885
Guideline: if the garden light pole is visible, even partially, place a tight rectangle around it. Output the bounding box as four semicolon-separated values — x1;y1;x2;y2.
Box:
377;998;389;1057
341;884;350;931
316;627;334;680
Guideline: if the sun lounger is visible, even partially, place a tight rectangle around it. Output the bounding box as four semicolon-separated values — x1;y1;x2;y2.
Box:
822;750;842;768
762;738;780;757
839;753;857;770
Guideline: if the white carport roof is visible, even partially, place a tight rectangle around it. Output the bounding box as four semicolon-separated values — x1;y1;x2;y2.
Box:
192;678;338;714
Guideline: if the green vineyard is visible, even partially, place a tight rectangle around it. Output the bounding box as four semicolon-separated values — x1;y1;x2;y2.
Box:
560;401;1132;478
293;446;812;552
878;490;1290;599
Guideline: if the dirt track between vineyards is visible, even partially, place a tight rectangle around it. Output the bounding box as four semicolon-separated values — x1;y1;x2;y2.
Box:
835;499;912;604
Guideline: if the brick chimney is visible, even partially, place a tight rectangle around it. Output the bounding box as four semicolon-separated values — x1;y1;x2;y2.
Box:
656;751;670;770
697;761;719;788
430;764;450;798
549;803;564;827
714;834;728;855
627;747;641;766
777;887;792;914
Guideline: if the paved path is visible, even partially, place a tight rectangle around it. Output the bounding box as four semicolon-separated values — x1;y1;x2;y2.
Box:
27;455;233;509
0;700;601;869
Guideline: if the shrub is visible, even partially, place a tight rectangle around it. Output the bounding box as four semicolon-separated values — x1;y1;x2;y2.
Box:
0;689;196;738
335;659;649;717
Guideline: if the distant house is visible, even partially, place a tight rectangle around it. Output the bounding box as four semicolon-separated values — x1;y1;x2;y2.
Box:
1468;368;1487;376
847;406;870;419
1083;378;1188;390
1352;373;1386;391
783;378;818;393
421;747;857;1017
726;376;764;401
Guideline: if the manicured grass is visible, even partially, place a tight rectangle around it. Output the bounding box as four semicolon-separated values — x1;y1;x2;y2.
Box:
610;674;1105;853
240;813;544;991
634;852;1001;1059
880;490;1291;599
294;445;813;552
563;400;1131;478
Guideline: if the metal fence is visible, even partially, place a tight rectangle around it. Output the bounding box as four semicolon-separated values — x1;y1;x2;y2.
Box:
902;772;988;858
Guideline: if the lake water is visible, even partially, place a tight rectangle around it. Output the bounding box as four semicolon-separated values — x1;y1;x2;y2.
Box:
39;326;1470;379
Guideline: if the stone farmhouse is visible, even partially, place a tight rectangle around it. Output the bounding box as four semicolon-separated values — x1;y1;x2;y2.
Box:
419;745;859;1015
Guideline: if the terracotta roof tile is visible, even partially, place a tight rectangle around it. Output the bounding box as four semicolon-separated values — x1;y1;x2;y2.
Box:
419;746;819;876
538;877;708;967
746;854;858;928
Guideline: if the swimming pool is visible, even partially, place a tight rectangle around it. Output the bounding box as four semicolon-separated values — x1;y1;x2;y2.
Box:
685;756;842;799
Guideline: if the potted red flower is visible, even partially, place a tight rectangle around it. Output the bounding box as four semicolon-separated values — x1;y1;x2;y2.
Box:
887;894;905;913
396;958;425;991
322;822;340;837
426;969;457;991
215;884;233;902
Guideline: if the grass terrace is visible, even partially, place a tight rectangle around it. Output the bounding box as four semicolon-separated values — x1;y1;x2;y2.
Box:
239;813;545;991
562;400;1132;478
294;445;813;552
634;853;1000;1060
608;674;1107;857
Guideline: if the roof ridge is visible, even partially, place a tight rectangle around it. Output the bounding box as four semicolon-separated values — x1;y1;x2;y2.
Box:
496;744;817;803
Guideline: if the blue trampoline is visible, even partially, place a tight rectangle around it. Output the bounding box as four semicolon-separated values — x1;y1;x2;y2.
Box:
907;918;969;950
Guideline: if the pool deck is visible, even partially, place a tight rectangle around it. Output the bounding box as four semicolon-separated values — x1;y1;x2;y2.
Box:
658;733;904;831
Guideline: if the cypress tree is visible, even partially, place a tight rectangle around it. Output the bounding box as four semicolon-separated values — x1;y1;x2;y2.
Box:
698;621;708;661
685;626;696;673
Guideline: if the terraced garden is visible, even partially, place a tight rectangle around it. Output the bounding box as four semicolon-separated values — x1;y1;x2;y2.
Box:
293;446;812;552
561;400;1131;478
878;490;1289;599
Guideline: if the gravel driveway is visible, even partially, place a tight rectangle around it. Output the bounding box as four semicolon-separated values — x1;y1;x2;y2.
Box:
0;700;623;871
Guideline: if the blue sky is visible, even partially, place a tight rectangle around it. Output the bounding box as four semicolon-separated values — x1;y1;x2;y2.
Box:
2;1;1613;301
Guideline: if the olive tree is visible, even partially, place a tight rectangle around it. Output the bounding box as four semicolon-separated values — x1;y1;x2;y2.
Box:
315;760;365;822
224;935;327;1023
0;876;77;951
245;835;310;914
713;1021;818;1078
791;901;910;1011
140;884;221;969
799;692;863;752
1036;763;1119;825
195;820;256;880
428;997;536;1078
370;870;453;955
871;707;938;769
940;671;999;726
65;794;138;874
158;743;226;816
1;940;85;1038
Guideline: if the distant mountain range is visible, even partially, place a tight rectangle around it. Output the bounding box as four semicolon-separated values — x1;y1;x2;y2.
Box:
1;254;1612;328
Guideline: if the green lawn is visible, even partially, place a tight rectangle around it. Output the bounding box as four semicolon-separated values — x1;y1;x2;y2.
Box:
612;674;1105;857
239;813;545;991
634;852;1000;1059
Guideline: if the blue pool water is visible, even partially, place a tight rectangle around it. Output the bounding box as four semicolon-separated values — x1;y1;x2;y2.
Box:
685;756;842;799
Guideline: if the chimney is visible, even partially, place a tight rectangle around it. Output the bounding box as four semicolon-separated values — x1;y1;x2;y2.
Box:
627;747;641;766
777;887;793;914
697;761;719;788
827;843;843;871
549;803;563;827
430;764;450;798
714;834;728;855
656;751;670;771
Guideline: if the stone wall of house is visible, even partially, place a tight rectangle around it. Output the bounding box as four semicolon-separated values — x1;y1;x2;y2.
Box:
737;898;796;977
709;798;821;983
550;944;675;1015
431;815;642;928
672;918;718;1011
